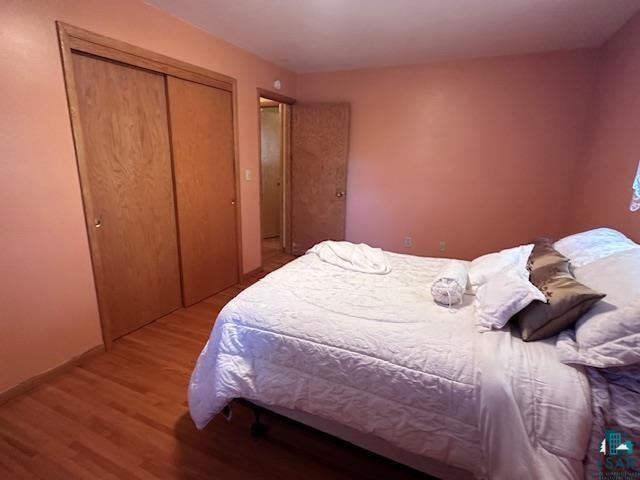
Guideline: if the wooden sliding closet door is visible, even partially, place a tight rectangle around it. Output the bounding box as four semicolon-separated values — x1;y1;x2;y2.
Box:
167;77;239;306
72;53;182;339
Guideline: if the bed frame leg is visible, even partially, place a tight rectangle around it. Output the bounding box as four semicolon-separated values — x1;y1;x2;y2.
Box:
250;406;265;438
222;405;232;421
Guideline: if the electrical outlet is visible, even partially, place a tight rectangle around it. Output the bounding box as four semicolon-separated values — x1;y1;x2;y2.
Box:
439;240;446;252
404;236;413;248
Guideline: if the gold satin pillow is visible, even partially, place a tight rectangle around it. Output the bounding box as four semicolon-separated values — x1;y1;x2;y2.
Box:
526;237;570;285
518;239;605;342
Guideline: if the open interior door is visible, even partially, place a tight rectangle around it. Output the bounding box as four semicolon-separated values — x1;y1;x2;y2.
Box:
290;103;350;255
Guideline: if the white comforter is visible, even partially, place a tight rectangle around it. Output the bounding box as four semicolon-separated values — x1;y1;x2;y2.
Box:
188;251;591;479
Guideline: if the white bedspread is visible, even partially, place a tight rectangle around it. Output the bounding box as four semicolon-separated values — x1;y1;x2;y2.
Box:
188;251;592;479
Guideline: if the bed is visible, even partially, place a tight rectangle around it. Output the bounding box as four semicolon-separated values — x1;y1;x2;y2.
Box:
190;228;640;479
188;240;611;479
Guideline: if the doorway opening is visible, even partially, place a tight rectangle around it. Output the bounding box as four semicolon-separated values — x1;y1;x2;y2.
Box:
259;93;292;265
258;90;349;266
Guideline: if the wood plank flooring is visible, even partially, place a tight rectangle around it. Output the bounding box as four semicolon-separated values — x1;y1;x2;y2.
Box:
0;240;430;479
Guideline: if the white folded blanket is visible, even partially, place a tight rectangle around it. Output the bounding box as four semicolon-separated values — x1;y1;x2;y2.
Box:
431;261;468;306
307;241;391;274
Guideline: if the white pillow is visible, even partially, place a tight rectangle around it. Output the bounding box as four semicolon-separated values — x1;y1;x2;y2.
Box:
556;248;640;367
554;227;638;269
468;244;534;290
475;266;546;332
556;300;640;368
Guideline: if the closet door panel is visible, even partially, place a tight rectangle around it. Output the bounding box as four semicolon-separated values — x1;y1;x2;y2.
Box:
167;77;238;306
72;53;182;339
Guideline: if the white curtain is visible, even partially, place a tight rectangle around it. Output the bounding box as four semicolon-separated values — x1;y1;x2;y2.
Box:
631;161;640;212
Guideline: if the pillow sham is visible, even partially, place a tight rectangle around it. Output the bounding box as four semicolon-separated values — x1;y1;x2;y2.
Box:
556;299;640;368
517;240;605;342
475;266;546;332
468;243;534;290
525;237;569;285
556;248;640;367
554;227;638;269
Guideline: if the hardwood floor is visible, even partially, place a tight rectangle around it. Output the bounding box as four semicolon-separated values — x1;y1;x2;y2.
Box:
261;236;284;265
0;246;430;480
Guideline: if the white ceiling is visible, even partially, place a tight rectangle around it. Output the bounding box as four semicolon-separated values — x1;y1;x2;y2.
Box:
145;0;640;73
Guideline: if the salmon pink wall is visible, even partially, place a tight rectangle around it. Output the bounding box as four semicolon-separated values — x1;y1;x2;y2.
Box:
566;13;640;242
1;0;629;396
298;50;599;259
0;0;297;393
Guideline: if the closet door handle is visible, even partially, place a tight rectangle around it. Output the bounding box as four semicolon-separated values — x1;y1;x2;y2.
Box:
336;191;345;198
231;200;236;205
94;218;103;229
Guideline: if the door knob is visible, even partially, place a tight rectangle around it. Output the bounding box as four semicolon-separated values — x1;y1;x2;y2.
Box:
231;200;236;205
336;191;345;198
94;218;102;229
